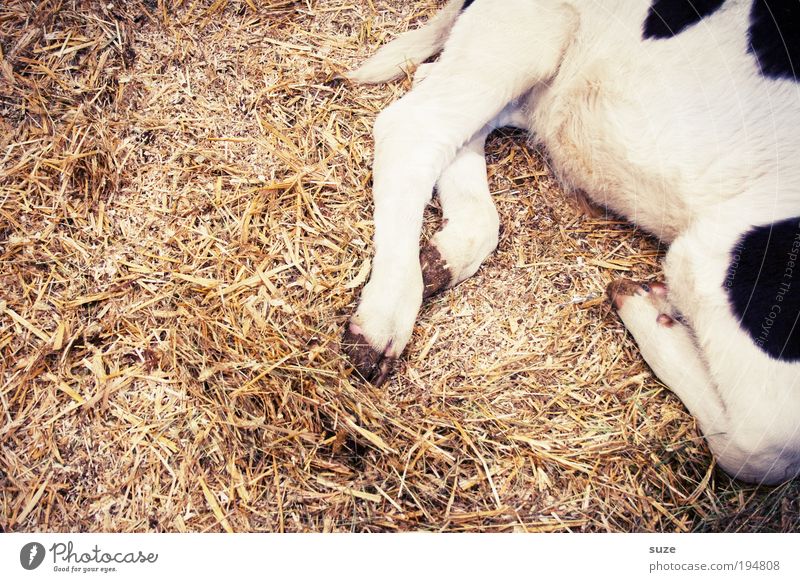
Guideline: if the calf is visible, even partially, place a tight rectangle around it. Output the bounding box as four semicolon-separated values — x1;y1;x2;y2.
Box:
341;0;800;485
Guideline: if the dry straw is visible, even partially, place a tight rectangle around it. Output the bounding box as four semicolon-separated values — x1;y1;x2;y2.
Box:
1;0;797;532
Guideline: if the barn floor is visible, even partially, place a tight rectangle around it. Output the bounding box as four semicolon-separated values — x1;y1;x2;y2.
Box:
1;0;798;532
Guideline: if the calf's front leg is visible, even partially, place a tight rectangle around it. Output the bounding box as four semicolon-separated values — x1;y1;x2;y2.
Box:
343;0;577;384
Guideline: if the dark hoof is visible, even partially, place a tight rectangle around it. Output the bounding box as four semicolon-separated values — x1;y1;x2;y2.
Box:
606;278;644;309
607;279;668;309
341;324;396;386
420;243;453;299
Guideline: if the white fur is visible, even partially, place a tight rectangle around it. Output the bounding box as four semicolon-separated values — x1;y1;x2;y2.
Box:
346;0;465;84
347;0;800;484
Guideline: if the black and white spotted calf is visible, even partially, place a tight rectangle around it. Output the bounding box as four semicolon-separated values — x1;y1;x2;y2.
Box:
341;0;800;484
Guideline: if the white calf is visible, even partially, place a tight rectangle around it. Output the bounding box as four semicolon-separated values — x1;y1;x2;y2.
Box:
342;0;800;485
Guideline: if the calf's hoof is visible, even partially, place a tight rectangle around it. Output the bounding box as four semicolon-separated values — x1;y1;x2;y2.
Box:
420;243;454;299
607;278;667;308
607;278;675;327
607;278;644;309
341;322;396;386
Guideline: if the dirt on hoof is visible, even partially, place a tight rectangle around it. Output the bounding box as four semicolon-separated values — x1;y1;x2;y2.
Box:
606;278;643;309
420;243;453;299
341;325;395;386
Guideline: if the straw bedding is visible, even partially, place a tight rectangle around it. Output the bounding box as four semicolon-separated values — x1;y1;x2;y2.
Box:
1;0;798;532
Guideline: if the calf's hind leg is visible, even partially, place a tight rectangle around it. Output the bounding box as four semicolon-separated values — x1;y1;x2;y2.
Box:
607;277;800;484
607;279;728;435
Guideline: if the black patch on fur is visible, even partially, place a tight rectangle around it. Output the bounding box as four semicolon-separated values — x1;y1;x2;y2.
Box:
463;0;476;9
724;217;800;361
749;0;800;81
643;0;726;39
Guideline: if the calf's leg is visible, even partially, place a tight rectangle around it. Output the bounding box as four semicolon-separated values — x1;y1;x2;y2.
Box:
344;0;577;384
